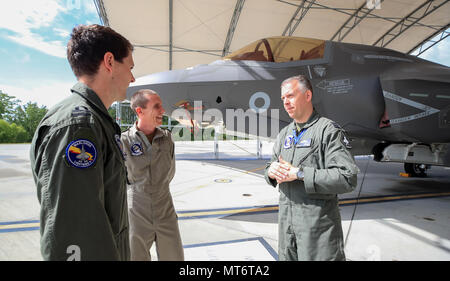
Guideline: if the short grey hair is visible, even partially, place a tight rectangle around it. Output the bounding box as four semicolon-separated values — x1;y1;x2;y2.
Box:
130;89;159;113
281;75;313;94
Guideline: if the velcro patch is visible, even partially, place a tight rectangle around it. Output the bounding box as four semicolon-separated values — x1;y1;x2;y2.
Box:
341;134;352;149
130;142;143;156
71;106;91;118
284;135;293;149
65;139;97;168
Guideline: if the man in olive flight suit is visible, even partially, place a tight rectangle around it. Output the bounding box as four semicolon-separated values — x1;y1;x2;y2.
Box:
30;25;135;260
121;89;184;261
265;75;359;261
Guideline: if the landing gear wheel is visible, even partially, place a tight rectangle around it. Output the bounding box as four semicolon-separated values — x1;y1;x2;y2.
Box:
404;163;427;177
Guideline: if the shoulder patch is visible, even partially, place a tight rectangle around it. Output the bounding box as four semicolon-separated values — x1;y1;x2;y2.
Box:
341;133;352;149
65;139;97;168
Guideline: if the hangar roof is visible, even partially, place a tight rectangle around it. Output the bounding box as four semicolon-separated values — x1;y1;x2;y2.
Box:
94;0;450;78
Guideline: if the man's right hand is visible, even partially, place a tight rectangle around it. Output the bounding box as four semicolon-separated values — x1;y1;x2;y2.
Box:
268;157;301;184
268;160;289;183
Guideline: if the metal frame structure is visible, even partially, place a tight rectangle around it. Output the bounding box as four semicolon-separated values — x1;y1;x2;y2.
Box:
281;0;316;36
372;0;449;48
93;0;109;26
222;0;246;57
330;0;384;42
94;0;449;63
408;25;450;56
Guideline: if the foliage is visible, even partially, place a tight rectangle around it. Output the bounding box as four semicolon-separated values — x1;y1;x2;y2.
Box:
0;91;20;122
12;102;48;141
0;90;48;143
0;119;28;143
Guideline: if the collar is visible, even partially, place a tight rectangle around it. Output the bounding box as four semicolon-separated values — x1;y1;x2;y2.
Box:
291;110;320;131
131;122;165;147
71;82;111;120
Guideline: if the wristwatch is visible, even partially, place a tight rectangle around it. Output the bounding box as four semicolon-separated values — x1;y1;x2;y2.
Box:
296;167;304;180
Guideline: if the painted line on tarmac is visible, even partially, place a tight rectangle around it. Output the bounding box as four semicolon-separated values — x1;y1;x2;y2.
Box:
2;192;450;233
183;236;278;261
0;220;39;233
177;191;450;219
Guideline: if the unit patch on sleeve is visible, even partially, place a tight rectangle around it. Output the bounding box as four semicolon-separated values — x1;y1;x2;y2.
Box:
65;139;97;168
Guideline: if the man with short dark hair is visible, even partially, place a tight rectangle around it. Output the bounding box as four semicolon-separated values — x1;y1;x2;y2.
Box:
30;24;135;261
121;89;184;261
265;75;359;261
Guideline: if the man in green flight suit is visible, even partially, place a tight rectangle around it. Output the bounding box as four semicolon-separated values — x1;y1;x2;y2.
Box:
265;75;359;261
30;24;135;260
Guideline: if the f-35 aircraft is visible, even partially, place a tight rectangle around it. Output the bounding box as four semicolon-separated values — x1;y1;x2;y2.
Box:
126;36;450;177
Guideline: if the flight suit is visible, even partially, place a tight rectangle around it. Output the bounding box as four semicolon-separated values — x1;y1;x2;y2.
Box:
264;110;359;261
30;82;130;261
121;123;184;261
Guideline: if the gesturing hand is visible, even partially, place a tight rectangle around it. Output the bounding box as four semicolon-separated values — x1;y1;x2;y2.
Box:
268;156;300;184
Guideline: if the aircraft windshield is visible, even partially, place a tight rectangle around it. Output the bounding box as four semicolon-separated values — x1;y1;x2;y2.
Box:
224;36;325;63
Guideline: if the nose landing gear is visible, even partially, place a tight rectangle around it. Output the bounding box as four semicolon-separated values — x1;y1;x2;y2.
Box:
404;163;429;177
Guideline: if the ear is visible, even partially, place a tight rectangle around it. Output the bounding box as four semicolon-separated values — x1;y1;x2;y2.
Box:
135;107;142;116
305;90;312;102
103;52;115;73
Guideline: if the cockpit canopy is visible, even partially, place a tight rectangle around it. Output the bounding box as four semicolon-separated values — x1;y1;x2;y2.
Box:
224;36;326;63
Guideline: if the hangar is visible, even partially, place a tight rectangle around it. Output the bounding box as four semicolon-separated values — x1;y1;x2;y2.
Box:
93;0;449;78
85;0;450;262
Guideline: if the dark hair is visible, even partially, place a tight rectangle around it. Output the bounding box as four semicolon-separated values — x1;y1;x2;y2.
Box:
281;75;313;94
67;24;133;78
130;89;158;113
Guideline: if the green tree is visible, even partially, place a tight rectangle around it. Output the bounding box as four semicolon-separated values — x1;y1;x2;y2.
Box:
12;102;48;141
0;90;20;122
0;119;27;143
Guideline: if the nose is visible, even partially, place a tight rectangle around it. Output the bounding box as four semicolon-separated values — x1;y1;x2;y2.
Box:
161;106;165;114
130;73;136;83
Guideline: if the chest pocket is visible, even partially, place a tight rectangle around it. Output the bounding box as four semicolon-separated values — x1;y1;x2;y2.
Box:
290;135;321;168
280;128;319;167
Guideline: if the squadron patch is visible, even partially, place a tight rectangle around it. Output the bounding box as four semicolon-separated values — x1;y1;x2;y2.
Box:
130;142;143;156
284;135;293;149
66;139;97;168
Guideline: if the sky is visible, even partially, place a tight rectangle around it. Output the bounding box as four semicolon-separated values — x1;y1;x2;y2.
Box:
0;0;449;109
0;0;100;108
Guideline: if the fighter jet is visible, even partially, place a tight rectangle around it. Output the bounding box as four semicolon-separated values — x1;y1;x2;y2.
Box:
126;36;450;177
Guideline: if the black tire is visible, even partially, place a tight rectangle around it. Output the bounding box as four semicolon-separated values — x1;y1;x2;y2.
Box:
404;163;427;177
